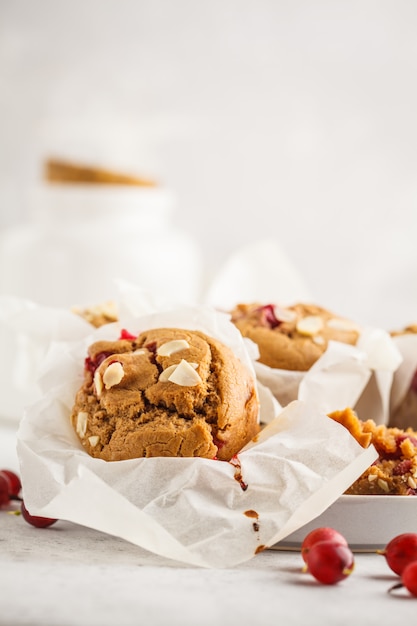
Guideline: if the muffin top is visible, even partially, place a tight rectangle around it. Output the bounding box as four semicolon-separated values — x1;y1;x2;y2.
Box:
230;302;360;371
70;327;260;461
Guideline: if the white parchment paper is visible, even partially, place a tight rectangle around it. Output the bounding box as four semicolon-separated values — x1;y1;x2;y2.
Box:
0;295;91;421
15;294;378;568
250;329;402;426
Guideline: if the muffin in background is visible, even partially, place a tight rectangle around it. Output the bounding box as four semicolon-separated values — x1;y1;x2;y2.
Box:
230;302;360;371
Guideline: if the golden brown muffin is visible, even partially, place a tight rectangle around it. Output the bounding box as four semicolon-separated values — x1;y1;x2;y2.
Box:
329;408;417;495
230;302;360;371
70;327;260;462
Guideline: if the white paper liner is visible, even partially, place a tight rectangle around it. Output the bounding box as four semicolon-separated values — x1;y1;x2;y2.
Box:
253;330;402;426
15;295;378;568
0;295;91;421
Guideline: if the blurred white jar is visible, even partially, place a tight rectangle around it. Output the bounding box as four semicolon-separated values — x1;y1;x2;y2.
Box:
0;185;202;308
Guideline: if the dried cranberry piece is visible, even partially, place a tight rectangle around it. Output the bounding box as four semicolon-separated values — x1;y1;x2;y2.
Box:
212;437;225;450
393;459;413;476
396;434;417;448
257;304;281;329
145;341;157;353
84;351;114;375
382;434;417;460
119;329;137;341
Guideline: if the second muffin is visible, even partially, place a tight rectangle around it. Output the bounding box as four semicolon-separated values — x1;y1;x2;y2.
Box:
230;302;360;371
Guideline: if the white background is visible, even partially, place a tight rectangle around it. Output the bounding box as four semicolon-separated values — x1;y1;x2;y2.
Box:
0;0;417;328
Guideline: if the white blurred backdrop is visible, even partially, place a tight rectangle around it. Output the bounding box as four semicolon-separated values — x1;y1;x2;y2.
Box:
0;0;416;328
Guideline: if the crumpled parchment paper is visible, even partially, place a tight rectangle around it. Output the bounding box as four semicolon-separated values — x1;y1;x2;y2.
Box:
16;292;377;568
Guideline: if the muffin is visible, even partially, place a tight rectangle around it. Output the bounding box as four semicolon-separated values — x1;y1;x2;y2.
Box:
230;302;360;371
330;408;417;495
70;327;260;462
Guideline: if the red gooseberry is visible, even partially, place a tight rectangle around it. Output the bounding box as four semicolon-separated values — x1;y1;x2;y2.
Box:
378;533;417;575
20;501;58;528
305;540;355;585
307;540;355;585
301;527;348;563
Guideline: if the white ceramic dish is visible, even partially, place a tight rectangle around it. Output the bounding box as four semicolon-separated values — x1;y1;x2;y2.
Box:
274;495;417;552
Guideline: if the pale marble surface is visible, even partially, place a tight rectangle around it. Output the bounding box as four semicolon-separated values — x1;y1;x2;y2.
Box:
1;421;417;625
1;511;416;626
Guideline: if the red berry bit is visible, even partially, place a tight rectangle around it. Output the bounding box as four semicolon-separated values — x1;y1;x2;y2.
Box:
378;533;417;575
257;304;281;329
84;351;114;375
0;473;10;507
301;527;348;564
20;501;58;528
305;540;355;585
0;469;22;507
118;328;137;341
393;459;413;476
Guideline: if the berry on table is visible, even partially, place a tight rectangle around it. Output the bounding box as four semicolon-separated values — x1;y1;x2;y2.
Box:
0;469;22;498
20;501;58;528
0;473;10;507
378;533;417;575
301;527;348;563
304;540;355;585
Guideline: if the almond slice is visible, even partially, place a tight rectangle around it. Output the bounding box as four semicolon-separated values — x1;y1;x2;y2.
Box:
273;306;296;323
327;318;359;332
157;339;190;357
377;478;390;493
94;370;103;396
103;361;124;389
159;361;198;382
159;359;201;387
296;315;324;336
408;476;417;489
159;363;179;382
168;359;202;386
88;435;100;447
76;411;88;437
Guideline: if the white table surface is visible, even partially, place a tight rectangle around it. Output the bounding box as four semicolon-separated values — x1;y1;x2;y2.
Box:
1;419;416;626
